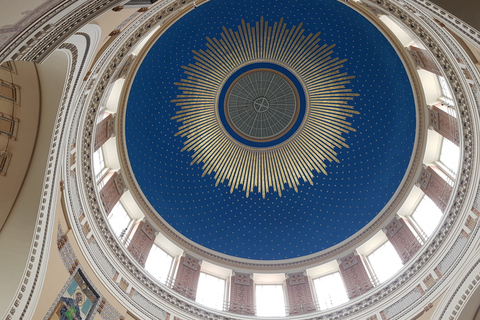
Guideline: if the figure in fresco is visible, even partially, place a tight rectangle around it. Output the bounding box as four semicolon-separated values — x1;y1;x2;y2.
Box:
58;290;84;320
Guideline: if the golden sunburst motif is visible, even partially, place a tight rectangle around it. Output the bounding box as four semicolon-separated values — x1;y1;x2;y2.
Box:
172;17;359;198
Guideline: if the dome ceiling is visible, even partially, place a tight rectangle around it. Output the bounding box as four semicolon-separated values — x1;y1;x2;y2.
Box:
125;0;416;260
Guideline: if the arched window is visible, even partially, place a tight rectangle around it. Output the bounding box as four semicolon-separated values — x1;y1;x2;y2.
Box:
438;76;455;106
313;272;348;310
438;138;459;176
107;202;131;237
144;245;173;284
196;272;226;310
367;241;403;284
411;195;442;237
93;148;107;181
255;284;286;316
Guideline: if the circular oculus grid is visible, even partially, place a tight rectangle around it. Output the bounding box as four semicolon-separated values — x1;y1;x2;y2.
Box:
225;69;300;141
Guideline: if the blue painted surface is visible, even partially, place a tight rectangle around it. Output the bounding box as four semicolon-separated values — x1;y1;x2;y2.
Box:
125;0;416;260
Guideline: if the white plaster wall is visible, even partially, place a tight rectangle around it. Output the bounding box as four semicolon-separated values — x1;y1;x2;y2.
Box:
0;51;67;316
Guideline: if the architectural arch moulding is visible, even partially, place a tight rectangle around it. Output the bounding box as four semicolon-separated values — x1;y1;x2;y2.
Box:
2;0;480;320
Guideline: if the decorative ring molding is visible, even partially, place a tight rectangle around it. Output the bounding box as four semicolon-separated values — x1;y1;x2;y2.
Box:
60;1;480;320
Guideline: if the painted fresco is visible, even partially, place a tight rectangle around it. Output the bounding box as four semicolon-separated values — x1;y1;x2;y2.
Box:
45;267;100;320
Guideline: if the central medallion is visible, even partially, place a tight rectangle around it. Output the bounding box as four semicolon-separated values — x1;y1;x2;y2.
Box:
253;97;269;113
225;69;299;141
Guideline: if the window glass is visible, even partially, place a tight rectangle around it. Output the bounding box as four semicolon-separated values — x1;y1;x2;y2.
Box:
107;202;131;237
367;241;403;283
196;273;226;311
255;284;286;317
438;76;455;106
439;138;459;175
93;148;107;181
144;245;173;284
313;272;348;310
412;195;442;237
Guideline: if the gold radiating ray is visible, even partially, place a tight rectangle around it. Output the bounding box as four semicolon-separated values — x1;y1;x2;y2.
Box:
295;45;335;74
172;18;359;198
207;39;238;70
175;114;215;132
244;153;253;197
177;117;217;138
295;135;329;174
188;134;221;162
233;148;248;191
237;23;249;60
228;149;242;192
303;62;345;83
225;146;244;185
172;106;214;118
175;82;216;91
194;49;231;73
287;32;319;68
295;42;327;69
211;140;237;181
272;21;288;61
184;64;223;82
175;81;216;92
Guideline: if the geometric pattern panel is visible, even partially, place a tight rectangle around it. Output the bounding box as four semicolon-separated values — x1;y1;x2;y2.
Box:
106;115;115;137
113;172;126;195
57;223;80;274
183;254;200;271
233;272;251;285
288;272;306;285
0;114;18;138
385;218;403;237
98;300;125;320
340;253;358;270
429;108;440;130
409;46;441;75
0;81;18;102
417;166;432;190
141;219;156;240
0;150;11;175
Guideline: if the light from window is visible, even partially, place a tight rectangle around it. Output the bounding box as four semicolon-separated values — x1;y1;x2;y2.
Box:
313;272;348;310
438;76;455;106
196;273;226;311
255;284;286;317
368;241;403;284
107;202;131;237
144;245;173;284
439;138;459;175
93;148;107;181
97;171;113;190
412;196;442;237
